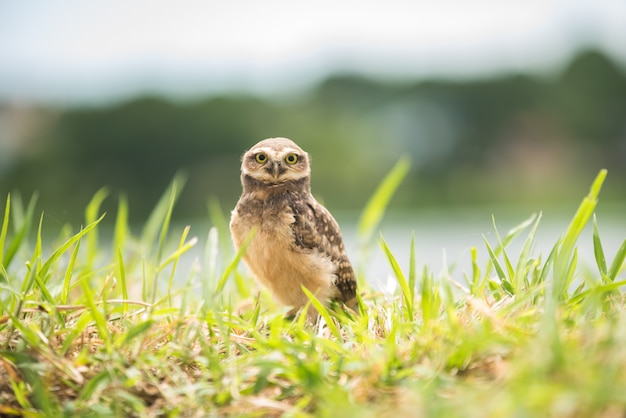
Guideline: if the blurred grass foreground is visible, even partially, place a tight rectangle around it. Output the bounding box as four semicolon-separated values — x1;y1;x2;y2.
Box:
0;165;625;416
1;48;625;225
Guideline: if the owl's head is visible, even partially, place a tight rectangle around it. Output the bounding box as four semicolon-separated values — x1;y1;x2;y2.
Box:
240;137;311;188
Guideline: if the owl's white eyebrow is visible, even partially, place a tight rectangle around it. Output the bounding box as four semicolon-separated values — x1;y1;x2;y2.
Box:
250;147;274;154
251;147;301;156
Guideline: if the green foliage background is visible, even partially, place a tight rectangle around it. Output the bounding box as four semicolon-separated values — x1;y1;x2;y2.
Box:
1;49;625;224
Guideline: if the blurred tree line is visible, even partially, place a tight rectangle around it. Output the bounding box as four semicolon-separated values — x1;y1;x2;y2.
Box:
0;49;624;225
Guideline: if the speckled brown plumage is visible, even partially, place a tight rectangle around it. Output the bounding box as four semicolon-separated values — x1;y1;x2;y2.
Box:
229;137;358;319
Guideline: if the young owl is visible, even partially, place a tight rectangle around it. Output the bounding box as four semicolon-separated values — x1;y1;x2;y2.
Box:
229;137;358;319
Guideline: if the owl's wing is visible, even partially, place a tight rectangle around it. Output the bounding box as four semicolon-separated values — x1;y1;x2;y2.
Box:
290;198;357;305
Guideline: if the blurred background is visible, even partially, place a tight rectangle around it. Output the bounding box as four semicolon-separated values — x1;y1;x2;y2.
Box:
0;0;625;233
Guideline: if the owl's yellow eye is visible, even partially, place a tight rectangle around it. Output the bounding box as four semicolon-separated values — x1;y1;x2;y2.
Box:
255;153;268;164
285;154;298;165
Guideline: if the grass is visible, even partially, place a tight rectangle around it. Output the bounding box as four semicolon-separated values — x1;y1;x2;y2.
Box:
1;166;626;417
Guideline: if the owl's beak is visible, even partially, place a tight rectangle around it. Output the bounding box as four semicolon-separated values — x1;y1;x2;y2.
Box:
269;162;284;181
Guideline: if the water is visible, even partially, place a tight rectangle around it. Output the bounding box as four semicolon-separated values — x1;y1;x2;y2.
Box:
346;207;625;292
175;205;625;292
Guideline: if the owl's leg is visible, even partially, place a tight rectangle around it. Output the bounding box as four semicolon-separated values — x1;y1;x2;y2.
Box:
305;304;321;324
284;306;298;320
284;305;321;325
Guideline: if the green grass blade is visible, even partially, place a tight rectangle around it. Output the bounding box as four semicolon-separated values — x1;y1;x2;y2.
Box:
469;246;481;295
357;157;410;243
441;270;458;327
40;214;106;283
379;234;413;319
156;184;177;263
592;215;607;277
61;239;82;305
141;256;148;301
85;187;109;266
215;227;256;296
1;349;58;414
150;179;180;306
78;370;112;402
113;195;129;307
208;196;233;256
566;248;579;291
163;226;197;305
301;286;342;340
18;213;44;300
79;276;111;353
483;235;508;286
514;213;541;293
498;214;536;251
115;319;155;348
112;194;129;306
204;227;219;301
250;294;261;327
141;171;187;254
5;311;43;348
537;240;559;286
0;193;10;267
31;274;60;322
3;193;38;270
356;291;367;319
113;193;129;258
421;266;440;324
491;215;515;281
569;278;626;305
116;246;128;313
158;231;197;274
553;169;606;300
607;238;626;282
408;232;416;303
60;311;99;355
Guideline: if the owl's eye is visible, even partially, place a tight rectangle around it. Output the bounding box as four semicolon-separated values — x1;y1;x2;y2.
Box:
255;153;268;164
285;154;298;165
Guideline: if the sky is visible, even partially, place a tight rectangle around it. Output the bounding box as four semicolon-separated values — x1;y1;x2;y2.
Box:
0;0;625;105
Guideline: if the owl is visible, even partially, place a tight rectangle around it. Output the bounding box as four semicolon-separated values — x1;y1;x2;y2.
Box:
229;137;358;320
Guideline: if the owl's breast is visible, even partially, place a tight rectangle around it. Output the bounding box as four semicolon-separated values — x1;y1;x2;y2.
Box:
230;194;295;246
230;193;299;274
229;192;337;307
